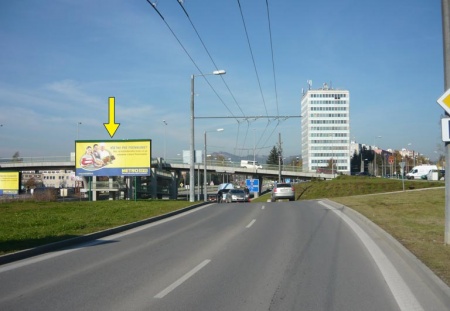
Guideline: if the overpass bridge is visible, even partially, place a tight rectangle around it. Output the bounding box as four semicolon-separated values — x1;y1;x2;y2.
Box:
0;156;334;200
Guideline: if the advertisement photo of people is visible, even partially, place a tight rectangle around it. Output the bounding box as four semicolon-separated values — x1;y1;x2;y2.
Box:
75;140;151;177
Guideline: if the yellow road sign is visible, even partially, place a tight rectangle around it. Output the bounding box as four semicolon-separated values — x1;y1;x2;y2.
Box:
437;88;450;115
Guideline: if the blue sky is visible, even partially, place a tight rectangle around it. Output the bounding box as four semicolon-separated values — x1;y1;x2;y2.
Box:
0;0;445;161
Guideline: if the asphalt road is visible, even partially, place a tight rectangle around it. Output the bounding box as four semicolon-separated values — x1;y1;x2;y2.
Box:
0;200;449;311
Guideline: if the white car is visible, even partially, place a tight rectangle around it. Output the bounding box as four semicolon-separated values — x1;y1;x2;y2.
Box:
271;183;295;202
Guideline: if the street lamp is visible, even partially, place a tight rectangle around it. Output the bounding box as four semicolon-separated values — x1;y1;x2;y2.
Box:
77;122;82;140
190;69;226;202
163;120;168;160
204;128;224;202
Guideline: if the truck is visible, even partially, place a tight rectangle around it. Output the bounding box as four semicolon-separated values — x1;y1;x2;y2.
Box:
405;165;437;180
240;160;262;169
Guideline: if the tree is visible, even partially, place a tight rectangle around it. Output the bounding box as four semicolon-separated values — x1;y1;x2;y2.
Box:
12;151;21;162
350;150;359;173
26;177;37;190
266;146;281;165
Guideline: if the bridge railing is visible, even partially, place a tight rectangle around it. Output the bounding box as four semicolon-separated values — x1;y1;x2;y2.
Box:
163;158;304;172
0;156;306;173
0;156;73;163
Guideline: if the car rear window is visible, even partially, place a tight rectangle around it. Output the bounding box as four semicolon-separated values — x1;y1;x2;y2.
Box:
276;183;291;188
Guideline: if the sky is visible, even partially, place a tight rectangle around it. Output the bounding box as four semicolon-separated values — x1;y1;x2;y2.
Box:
0;0;446;162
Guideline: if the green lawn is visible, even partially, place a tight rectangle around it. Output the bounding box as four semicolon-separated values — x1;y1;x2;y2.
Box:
0;200;193;254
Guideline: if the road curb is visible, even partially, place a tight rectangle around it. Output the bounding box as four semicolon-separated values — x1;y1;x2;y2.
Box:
0;202;209;266
324;198;450;306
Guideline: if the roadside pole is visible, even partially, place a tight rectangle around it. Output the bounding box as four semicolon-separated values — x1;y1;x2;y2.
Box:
399;162;405;192
442;0;450;244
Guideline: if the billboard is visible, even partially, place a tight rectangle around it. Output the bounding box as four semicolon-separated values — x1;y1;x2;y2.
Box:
182;150;203;164
75;139;151;177
0;172;20;195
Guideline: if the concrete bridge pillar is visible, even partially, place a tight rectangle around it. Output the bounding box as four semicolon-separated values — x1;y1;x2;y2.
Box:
151;168;157;199
170;171;178;199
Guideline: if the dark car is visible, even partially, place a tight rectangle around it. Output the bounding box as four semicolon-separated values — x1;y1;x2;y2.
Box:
271;183;295;202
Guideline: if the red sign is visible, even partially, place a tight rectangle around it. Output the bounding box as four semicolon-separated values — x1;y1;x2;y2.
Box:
388;156;394;164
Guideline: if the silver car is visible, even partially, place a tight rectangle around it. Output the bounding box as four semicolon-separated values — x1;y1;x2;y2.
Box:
271;183;295;202
225;189;249;203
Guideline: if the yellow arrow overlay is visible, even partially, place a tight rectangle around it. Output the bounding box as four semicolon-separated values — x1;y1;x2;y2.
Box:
103;97;120;138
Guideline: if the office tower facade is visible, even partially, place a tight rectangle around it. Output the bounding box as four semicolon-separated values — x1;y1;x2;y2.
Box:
301;83;350;174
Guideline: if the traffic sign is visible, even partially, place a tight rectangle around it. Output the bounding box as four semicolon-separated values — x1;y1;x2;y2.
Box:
437;88;450;115
246;179;259;193
388;156;394;164
442;118;450;142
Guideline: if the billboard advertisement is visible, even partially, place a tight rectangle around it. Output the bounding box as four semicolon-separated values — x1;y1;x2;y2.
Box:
75;140;151;177
0;171;20;195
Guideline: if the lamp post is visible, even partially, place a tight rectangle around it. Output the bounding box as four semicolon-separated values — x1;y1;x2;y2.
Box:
189;70;226;202
204;128;224;202
163;120;168;160
190;70;226;202
77;122;82;140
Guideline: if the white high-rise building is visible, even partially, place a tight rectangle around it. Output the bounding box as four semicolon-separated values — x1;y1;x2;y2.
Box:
301;82;350;174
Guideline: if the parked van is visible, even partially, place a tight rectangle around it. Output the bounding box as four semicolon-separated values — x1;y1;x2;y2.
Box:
406;165;437;180
240;160;262;169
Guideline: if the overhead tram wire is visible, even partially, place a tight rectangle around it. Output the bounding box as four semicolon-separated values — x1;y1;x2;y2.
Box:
144;0;232;119
145;1;202;76
175;0;246;120
236;0;286;158
171;0;283;157
236;0;269;117
146;1;296;158
265;0;280;117
146;0;252;159
236;0;270;158
175;0;246;156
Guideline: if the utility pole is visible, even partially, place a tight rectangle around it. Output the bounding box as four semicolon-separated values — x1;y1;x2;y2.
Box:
278;133;282;182
442;0;450;244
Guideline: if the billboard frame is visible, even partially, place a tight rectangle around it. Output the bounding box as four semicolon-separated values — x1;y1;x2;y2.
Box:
75;139;152;177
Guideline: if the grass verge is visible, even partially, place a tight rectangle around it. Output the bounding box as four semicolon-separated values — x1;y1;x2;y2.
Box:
0;200;193;255
333;189;450;287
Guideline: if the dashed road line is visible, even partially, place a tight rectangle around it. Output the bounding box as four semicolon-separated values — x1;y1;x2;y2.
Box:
154;259;211;299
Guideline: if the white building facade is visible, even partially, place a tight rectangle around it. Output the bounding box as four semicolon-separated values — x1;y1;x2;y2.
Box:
301;84;351;173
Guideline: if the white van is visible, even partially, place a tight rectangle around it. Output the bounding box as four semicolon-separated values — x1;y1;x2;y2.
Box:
406;165;437;180
240;160;262;169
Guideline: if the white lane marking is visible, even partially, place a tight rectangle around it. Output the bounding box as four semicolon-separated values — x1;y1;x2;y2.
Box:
261;205;265;210
318;201;424;311
0;205;212;273
246;219;256;228
154;259;211;299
